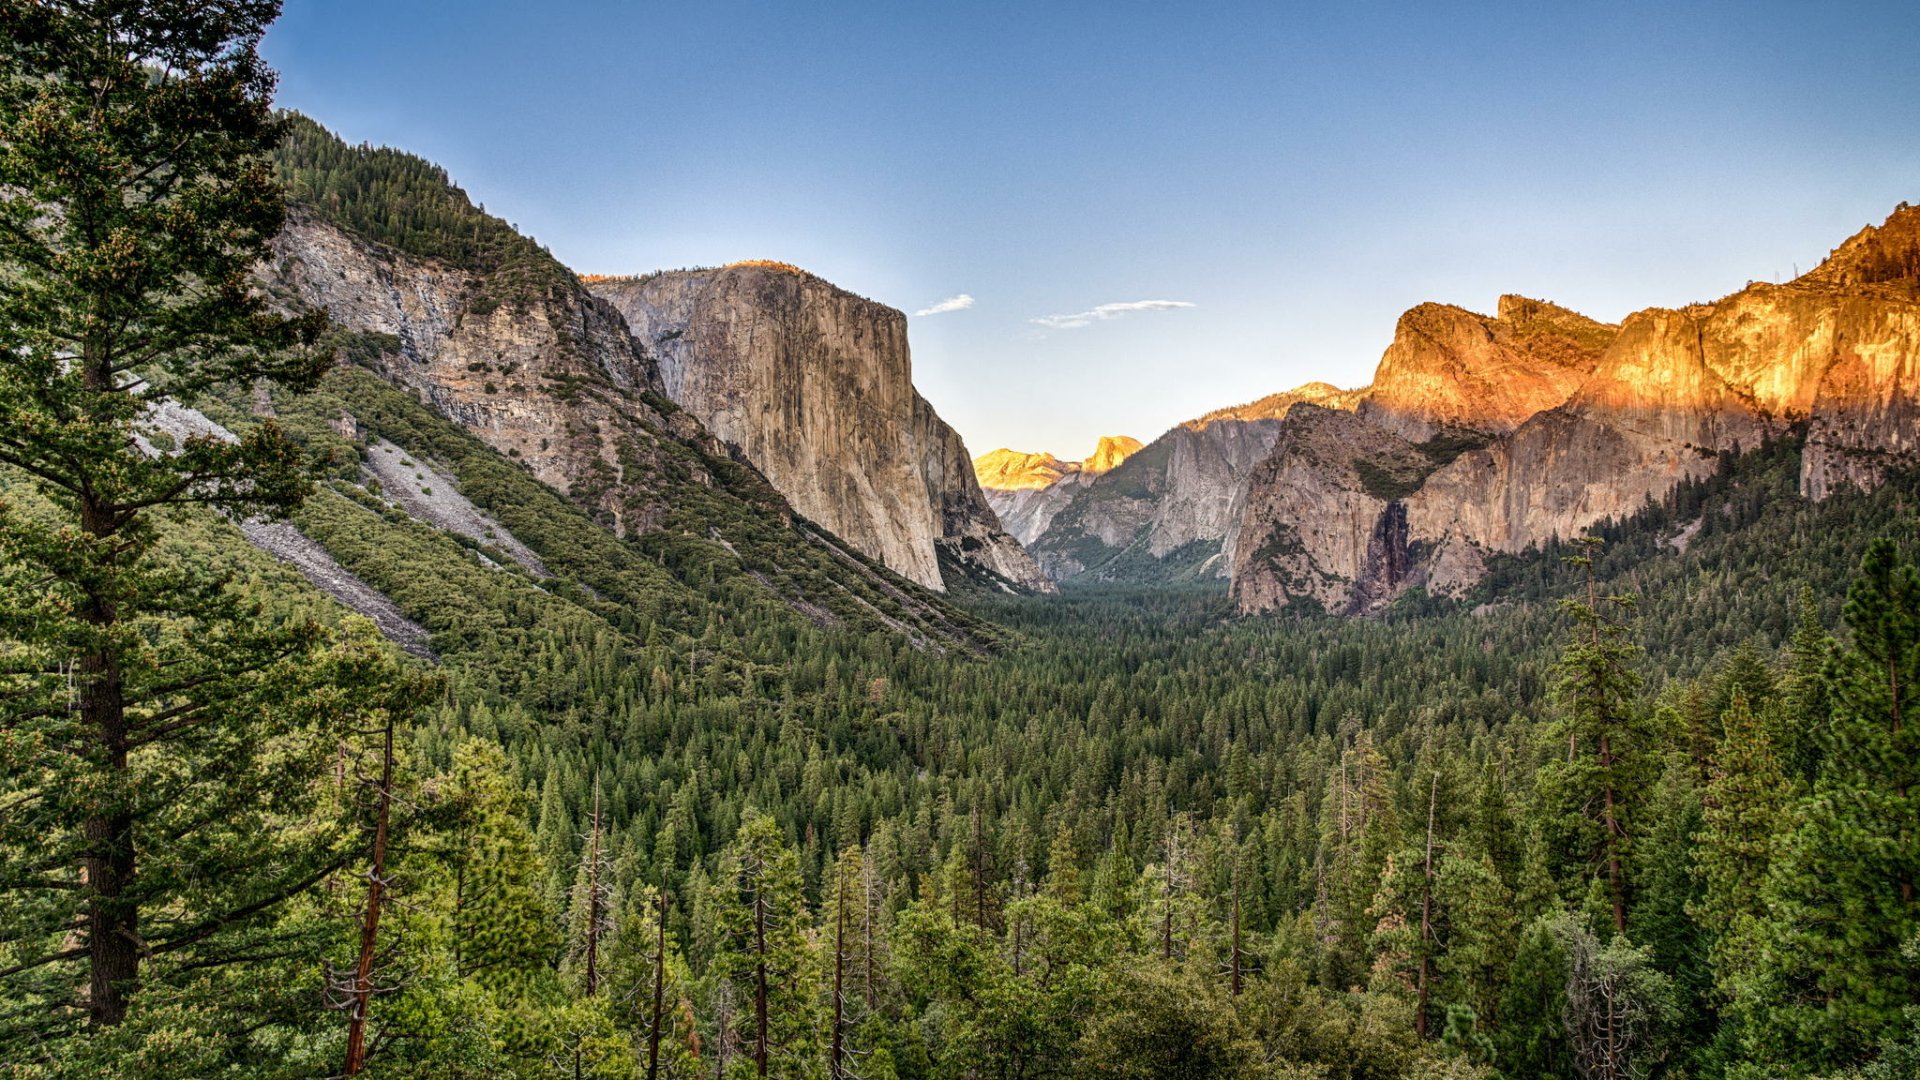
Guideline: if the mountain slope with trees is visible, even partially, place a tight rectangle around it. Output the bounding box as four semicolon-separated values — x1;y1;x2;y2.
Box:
1;5;1917;1079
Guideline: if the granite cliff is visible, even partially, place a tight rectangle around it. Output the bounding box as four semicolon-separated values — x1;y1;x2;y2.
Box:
974;436;1142;546
1230;205;1920;614
1015;383;1364;584
268;212;680;534
261;117;1014;644
589;269;1051;593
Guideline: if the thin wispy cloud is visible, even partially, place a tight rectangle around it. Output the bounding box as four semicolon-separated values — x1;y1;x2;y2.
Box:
913;294;975;317
1030;299;1195;330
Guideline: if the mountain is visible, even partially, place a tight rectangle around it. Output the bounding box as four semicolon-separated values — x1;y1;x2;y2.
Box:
974;436;1143;545
587;268;1051;594
1012;382;1365;584
262;115;1005;649
1230;205;1920;614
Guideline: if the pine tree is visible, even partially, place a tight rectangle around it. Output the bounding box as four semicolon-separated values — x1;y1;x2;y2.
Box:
1555;916;1678;1080
604;884;697;1080
1777;586;1836;787
714;812;820;1078
566;781;615;998
438;740;560;996
824;845;863;1080
1749;540;1920;1068
0;0;336;1039
1536;537;1651;935
1689;692;1783;1031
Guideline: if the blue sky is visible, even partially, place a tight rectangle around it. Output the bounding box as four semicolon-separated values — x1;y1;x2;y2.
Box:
263;1;1920;459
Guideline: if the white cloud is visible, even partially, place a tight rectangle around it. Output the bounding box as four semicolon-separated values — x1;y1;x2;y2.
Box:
1030;299;1195;330
913;293;975;317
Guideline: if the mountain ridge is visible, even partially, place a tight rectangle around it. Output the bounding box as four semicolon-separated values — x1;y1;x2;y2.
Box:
1231;203;1920;614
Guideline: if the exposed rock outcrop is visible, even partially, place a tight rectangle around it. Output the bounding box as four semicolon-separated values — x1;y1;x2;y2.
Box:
1359;297;1614;441
975;436;1143;546
1231;205;1920;615
589;268;1050;592
267;211;1008;649
269;212;691;536
132;395;437;657
1020;384;1365;583
1083;435;1145;474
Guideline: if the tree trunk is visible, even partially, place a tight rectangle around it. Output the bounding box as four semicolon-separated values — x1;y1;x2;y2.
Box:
646;889;668;1080
1893;658;1913;902
862;856;876;1011
1416;774;1437;1038
754;889;769;1079
344;713;395;1076
584;787;603;997
1600;735;1626;935
1230;872;1243;997
80;643;136;1028
830;865;848;1080
78;461;138;1028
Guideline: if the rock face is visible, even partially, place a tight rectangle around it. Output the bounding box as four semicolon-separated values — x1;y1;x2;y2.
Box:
269;212;694;536
1018;384;1365;583
1231;205;1920;615
1083;435;1145;474
1359;297;1614;440
588;268;1050;593
268;209;1005;646
975;436;1143;546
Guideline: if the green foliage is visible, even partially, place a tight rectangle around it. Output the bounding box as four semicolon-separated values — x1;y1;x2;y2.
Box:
1534;538;1654;935
1744;540;1920;1071
11;17;1920;1074
0;0;375;1058
272;113;574;311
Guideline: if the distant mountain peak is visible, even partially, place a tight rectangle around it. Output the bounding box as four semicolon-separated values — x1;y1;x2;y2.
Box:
973;448;1069;491
1082;435;1143;474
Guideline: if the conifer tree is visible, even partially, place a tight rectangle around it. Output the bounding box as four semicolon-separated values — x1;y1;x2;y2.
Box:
438;740;560;995
567;781;615;998
604;884;697;1080
1536;537;1652;935
0;0;355;1043
1777;586;1836;786
824;844;863;1080
715;812;820;1078
1749;540;1920;1067
1689;692;1782;1031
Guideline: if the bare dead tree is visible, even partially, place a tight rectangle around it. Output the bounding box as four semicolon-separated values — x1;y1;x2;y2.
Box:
1556;918;1671;1080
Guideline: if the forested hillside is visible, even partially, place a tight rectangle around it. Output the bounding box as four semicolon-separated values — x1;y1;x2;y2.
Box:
3;6;1917;1079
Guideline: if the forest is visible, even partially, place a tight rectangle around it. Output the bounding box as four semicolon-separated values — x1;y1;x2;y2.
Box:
2;3;1917;1079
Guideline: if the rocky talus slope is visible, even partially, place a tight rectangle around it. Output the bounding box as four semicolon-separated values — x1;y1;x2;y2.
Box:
589;268;1051;594
1230;205;1920;614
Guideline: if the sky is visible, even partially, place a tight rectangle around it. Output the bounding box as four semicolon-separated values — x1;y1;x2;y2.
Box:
263;1;1920;460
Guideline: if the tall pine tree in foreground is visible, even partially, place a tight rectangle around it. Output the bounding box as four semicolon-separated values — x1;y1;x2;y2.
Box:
0;0;359;1055
1536;537;1654;936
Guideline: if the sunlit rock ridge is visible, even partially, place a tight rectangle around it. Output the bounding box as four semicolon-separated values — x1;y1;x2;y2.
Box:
974;436;1143;545
1230;204;1920;614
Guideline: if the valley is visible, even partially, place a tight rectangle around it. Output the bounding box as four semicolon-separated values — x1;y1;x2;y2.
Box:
3;12;1918;1079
